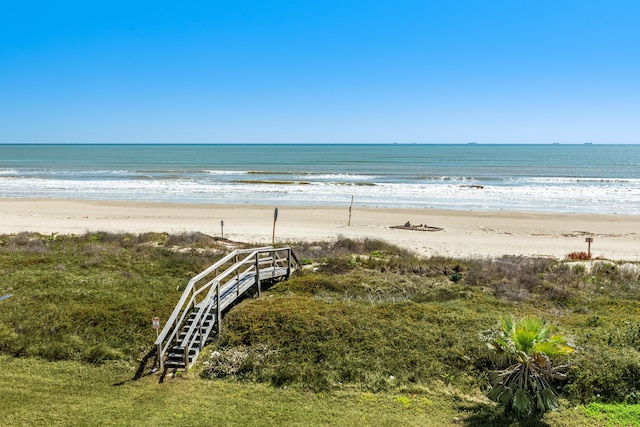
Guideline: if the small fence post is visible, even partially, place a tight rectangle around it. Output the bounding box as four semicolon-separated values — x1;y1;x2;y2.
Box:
152;317;162;370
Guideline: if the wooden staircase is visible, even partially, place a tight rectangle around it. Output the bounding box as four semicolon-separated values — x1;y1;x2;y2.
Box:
155;246;297;370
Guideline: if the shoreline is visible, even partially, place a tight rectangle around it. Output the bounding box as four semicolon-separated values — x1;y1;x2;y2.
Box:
1;198;639;260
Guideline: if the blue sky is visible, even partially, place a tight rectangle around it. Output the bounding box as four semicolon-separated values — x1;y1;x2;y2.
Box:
1;1;638;144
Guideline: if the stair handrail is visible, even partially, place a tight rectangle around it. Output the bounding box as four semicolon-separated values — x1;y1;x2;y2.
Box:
155;245;293;370
181;249;263;362
155;248;246;367
180;280;220;367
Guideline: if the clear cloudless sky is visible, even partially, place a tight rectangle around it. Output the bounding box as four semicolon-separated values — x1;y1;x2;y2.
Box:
1;0;639;144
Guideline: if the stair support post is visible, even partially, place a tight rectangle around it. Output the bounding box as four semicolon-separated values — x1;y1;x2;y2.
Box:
157;342;163;370
184;344;189;370
198;304;204;354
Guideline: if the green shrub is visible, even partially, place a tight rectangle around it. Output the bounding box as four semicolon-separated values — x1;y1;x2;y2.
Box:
39;341;77;361
83;343;124;364
214;292;495;392
0;323;21;355
566;348;640;403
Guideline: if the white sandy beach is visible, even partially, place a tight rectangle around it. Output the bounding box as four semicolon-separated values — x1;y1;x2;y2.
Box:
1;198;638;260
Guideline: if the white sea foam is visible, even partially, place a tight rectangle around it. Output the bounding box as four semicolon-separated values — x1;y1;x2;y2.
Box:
204;170;249;175
510;177;640;184
3;176;639;214
303;173;377;181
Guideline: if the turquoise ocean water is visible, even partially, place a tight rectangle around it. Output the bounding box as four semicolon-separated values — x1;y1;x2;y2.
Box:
1;144;639;214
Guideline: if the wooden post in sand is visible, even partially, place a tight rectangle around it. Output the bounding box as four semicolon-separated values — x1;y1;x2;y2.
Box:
220;220;224;239
585;237;593;258
272;207;278;244
348;196;354;226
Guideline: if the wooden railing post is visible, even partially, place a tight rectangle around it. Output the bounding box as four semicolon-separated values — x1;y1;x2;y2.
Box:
255;252;261;298
216;281;221;335
173;317;179;346
272;249;276;276
236;254;241;297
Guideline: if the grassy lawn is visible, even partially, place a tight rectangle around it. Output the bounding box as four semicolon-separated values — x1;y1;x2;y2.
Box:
1;356;461;427
2;355;613;427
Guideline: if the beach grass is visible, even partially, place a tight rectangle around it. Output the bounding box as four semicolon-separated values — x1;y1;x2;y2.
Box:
1;232;639;426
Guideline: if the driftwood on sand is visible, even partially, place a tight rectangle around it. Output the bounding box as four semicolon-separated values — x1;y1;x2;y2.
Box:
390;221;444;232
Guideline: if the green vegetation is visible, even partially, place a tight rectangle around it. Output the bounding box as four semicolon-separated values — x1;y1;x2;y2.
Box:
1;232;639;426
484;317;573;417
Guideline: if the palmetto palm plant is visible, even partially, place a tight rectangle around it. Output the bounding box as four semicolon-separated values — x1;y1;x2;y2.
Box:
486;316;573;417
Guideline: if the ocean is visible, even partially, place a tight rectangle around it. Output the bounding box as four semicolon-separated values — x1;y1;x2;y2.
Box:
1;144;639;214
